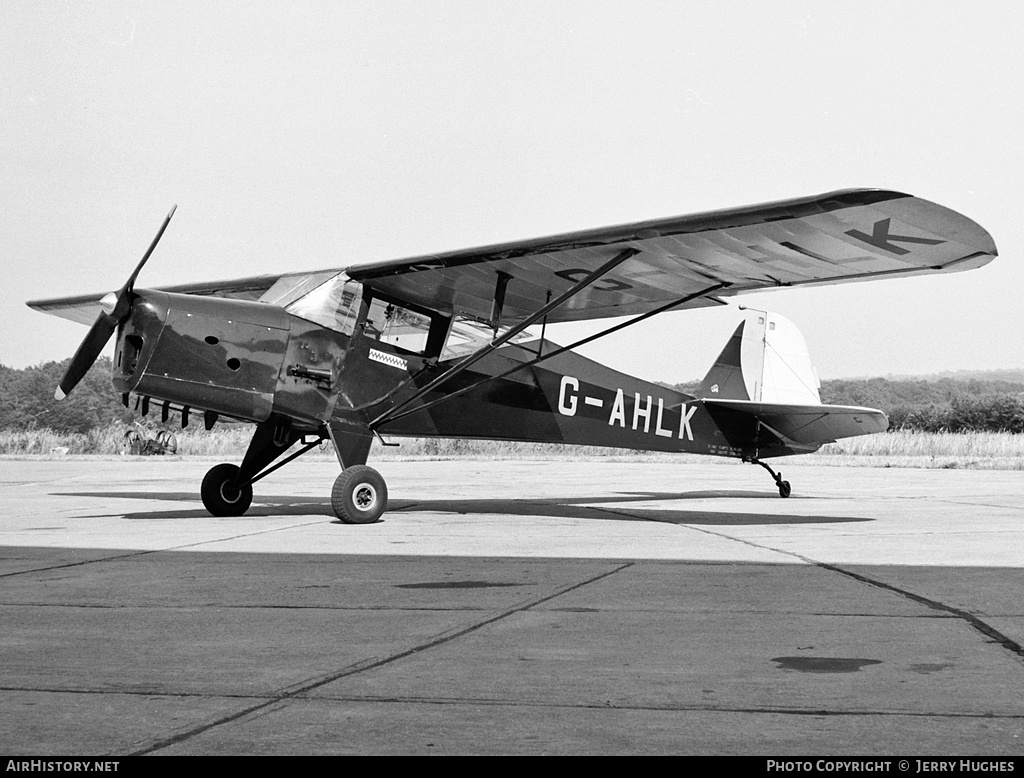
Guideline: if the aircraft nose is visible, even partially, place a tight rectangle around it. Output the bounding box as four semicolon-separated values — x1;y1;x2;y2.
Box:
113;290;291;424
112;290;170;392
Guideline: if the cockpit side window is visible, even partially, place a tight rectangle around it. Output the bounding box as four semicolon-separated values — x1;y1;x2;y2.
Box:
363;298;433;355
441;316;537;361
289;275;452;356
285;274;362;336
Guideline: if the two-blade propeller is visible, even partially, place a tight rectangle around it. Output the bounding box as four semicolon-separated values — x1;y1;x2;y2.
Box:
55;205;177;400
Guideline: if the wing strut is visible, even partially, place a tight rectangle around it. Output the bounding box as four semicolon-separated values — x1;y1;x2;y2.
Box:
368;247;641;429
370;280;731;430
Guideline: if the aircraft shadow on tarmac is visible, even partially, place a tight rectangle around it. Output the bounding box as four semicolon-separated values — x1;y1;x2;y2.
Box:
59;490;872;526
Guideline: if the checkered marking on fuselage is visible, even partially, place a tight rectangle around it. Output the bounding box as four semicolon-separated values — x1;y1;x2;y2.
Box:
369;349;408;371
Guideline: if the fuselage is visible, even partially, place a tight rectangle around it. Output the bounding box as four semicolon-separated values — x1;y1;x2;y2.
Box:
111;270;807;462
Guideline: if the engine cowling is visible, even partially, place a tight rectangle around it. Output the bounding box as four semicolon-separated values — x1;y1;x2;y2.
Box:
113;290;291;423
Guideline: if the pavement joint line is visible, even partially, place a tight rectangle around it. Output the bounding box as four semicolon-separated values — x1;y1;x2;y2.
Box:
700;523;1024;665
590;504;809;562
124;561;635;756
0;548;164;579
0;519;330;580
592;505;1024;669
742;545;1024;666
270;696;1024;719
926;499;1024;512
711;533;1024;666
0;601;501;611
3;684;1023;721
0;601;961;616
815;562;1024;664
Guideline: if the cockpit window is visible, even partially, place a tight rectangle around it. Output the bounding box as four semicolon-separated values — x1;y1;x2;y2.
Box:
440;316;537;361
364;298;432;354
285;273;361;336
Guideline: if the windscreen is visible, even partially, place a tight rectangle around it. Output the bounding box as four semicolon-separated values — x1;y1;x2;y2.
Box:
285;273;362;336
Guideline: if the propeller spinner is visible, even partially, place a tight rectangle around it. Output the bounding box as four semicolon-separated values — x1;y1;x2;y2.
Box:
55;205;177;400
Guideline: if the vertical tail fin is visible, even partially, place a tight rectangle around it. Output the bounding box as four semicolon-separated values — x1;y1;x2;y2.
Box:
698;310;820;404
698;320;753;400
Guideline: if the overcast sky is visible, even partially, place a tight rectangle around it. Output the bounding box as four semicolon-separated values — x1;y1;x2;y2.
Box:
2;1;1020;382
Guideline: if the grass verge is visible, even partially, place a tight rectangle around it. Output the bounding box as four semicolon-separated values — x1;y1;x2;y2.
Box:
1;426;1021;469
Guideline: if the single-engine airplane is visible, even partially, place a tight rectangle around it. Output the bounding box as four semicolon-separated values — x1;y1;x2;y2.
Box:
28;189;997;523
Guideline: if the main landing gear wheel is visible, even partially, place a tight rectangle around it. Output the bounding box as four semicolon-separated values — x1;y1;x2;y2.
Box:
332;465;387;524
201;463;253;516
778;480;792;498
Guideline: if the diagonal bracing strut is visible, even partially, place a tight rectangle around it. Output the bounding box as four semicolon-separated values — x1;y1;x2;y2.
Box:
370;277;730;430
373;281;731;428
368;247;642;429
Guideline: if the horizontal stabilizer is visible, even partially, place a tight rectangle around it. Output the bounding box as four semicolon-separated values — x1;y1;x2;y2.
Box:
703;399;888;447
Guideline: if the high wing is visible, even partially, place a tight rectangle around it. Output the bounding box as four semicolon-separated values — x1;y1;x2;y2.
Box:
28;189;996;327
347;189;997;324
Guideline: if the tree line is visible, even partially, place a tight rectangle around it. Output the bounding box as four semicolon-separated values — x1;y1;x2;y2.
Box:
820;377;1024;433
2;359;1023;435
0;359;131;434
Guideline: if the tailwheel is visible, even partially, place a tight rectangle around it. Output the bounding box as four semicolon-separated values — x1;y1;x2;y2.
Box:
332;465;387;524
201;463;253;516
746;457;793;499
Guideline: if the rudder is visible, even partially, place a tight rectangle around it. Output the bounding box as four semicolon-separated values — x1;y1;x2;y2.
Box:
698;310;820;404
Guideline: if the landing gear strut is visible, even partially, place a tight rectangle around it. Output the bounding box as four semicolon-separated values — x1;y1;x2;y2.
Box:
199;418;308;518
197;417;389;524
746;457;792;498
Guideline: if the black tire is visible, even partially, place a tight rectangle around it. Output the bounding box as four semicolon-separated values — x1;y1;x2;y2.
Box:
332;465;387;524
123;429;142;456
201;463;253;516
156;430;178;455
778;480;792;498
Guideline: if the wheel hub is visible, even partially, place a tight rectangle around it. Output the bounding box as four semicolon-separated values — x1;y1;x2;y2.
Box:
353;484;377;511
219;481;242;504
